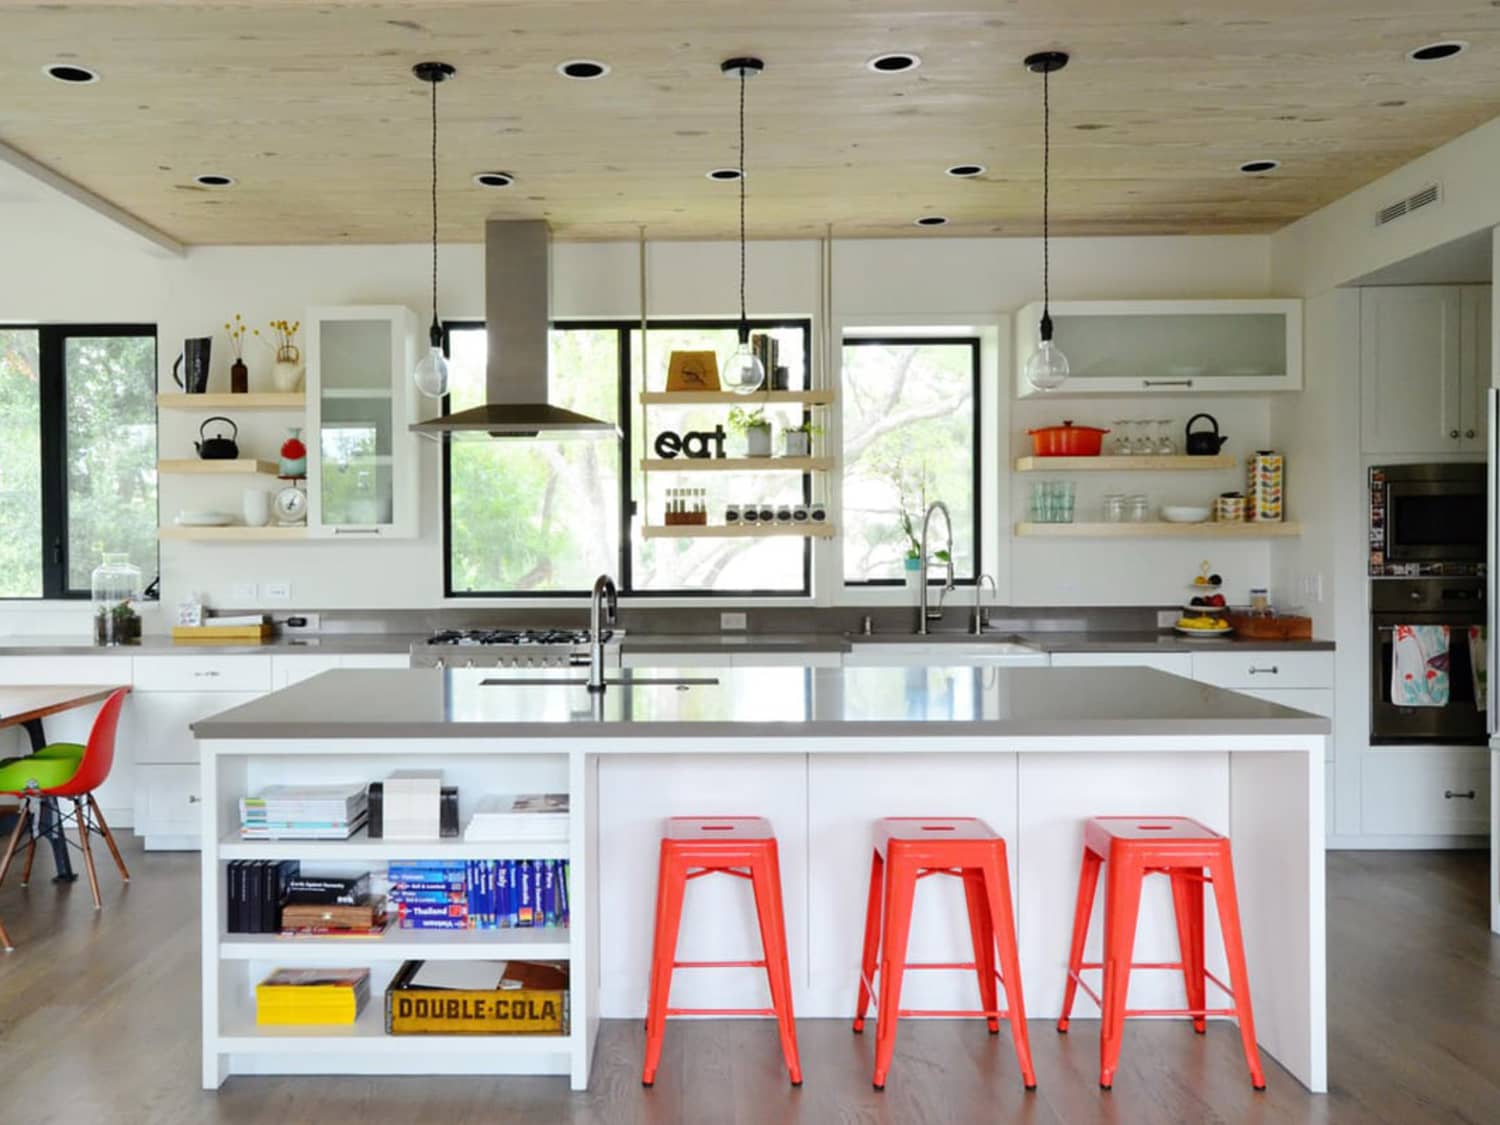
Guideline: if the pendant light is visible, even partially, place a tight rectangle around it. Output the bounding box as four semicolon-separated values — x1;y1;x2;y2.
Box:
720;56;766;395
1022;51;1070;392
412;61;456;399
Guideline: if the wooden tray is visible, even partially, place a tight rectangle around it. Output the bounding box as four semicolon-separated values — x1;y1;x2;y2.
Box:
171;624;273;644
1224;612;1312;641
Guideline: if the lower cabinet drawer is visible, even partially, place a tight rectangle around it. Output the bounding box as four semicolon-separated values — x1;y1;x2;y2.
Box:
1192;650;1333;690
1050;651;1193;676
1361;749;1490;836
132;655;272;693
136;764;203;842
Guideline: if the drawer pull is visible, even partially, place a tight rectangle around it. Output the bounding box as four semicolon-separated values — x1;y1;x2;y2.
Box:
1248;665;1279;675
1143;378;1193;388
187;795;201;804
193;670;221;678
1444;789;1476;800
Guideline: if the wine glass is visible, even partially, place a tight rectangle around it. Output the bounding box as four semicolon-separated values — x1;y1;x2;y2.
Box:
1133;420;1154;456
1155;419;1175;456
1111;420;1132;456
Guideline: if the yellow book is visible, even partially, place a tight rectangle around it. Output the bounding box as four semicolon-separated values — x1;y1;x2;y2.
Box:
256;967;369;1026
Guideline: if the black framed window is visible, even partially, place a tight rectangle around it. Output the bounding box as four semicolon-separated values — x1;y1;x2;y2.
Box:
841;336;981;585
0;325;157;599
441;318;813;597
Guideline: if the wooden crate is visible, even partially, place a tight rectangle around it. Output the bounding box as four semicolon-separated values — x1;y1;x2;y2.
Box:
171;624;273;644
1224;613;1313;641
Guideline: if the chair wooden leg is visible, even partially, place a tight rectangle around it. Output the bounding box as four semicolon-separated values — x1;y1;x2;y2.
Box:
20;830;37;887
0;799;31;888
0;909;12;952
74;798;101;910
88;795;130;882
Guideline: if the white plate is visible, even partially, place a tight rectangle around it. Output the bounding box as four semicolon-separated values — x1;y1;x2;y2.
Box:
1174;623;1234;637
174;511;234;527
1181;602;1229;613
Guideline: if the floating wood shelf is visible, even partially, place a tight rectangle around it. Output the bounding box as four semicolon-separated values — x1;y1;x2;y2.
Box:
157;392;305;410
158;526;308;541
643;523;836;539
638;390;835;406
158;459;280;476
639;457;834;473
1014;454;1237;472
1015;521;1301;539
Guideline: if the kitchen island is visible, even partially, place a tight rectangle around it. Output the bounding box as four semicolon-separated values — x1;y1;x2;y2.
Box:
193;664;1328;1094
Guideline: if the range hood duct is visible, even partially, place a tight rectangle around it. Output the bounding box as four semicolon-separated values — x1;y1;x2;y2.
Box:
410;220;617;438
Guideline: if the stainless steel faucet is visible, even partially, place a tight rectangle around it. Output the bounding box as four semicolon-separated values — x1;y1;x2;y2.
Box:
588;573;618;693
917;501;955;635
972;573;997;635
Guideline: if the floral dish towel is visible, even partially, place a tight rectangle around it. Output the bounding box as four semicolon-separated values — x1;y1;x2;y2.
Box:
1391;624;1450;707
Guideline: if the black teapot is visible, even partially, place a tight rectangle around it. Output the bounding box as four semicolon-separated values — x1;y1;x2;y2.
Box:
196;416;240;460
1184;413;1228;456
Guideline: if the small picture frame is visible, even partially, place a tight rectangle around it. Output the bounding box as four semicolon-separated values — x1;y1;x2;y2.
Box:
666;350;721;392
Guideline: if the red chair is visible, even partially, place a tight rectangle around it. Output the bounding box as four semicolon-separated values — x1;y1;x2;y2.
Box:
642;817;801;1087
1057;816;1265;1090
853;817;1036;1091
0;687;132;915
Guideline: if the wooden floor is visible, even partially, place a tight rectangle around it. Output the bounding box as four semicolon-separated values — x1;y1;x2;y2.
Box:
0;843;1496;1124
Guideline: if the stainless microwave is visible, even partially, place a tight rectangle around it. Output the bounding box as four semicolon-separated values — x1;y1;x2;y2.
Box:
1370;463;1485;571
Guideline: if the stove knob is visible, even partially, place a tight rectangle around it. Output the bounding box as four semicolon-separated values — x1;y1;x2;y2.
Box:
464;658;476;669
433;658;446;670
527;657;539;667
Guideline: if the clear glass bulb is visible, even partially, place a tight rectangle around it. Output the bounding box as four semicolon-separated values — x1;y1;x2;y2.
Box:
1024;338;1070;391
722;342;765;395
413;344;449;399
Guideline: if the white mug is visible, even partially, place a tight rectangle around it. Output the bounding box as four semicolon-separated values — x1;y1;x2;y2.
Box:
242;488;272;528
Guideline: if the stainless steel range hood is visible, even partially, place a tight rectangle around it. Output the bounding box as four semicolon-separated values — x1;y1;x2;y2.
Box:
410;220;617;439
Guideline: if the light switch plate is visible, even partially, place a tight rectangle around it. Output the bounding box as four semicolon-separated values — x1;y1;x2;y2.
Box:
720;612;748;631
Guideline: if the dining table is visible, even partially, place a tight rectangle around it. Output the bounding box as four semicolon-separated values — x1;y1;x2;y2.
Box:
0;685;126;882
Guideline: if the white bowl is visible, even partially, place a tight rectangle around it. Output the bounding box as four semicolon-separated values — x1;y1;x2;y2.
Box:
1161;505;1211;523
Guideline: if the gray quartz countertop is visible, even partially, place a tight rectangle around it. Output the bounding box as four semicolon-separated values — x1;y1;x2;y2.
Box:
0;633;425;656
191;665;1331;741
620;632;850;654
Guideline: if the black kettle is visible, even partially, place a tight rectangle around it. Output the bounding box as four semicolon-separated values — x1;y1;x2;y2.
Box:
1184;413;1228;456
196;416;240;460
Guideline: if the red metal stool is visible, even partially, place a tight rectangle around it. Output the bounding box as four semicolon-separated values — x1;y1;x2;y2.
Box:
852;816;1036;1091
642;816;801;1087
1057;815;1266;1090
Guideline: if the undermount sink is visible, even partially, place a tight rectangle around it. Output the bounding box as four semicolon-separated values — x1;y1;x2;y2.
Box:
480;676;720;688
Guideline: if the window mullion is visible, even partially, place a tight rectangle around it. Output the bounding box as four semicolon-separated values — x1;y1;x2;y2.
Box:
36;326;69;599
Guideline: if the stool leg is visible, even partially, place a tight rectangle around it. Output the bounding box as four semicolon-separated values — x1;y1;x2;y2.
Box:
750;843;802;1085
1169;868;1207;1033
852;849;884;1034
980;851;1037;1090
871;855;916;1090
1058;848;1103;1032
1207;854;1267;1090
74;798;101;910
642;846;686;1087
0;799;31;888
961;869;1000;1033
1099;853;1144;1090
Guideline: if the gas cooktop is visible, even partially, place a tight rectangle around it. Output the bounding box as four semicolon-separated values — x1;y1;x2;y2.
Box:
424;628;611;647
411;627;620;669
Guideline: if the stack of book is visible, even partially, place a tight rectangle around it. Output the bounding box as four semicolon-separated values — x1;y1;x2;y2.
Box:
464;794;569;842
239;784;368;840
255;967;370;1026
465;859;570;930
226;860;300;933
279;872;385;938
387;860;469;930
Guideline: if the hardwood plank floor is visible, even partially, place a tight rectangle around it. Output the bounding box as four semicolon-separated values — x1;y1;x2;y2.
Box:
1;844;1496;1124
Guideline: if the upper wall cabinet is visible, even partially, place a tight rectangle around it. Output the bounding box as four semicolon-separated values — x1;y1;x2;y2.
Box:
1013;299;1303;398
305;306;420;538
1359;286;1491;456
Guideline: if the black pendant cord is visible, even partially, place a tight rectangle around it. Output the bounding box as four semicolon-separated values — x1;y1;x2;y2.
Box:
1040;64;1053;343
429;74;442;349
737;66;749;346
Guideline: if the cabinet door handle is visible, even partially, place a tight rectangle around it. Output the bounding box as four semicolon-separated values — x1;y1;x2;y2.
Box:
1143;378;1193;388
1450;429;1461;439
1443;789;1476;800
187;795;201;804
333;527;383;536
1248;665;1279;675
193;670;221;678
1466;429;1476;439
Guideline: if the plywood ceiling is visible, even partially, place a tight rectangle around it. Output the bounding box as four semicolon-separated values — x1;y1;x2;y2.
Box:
4;1;1500;244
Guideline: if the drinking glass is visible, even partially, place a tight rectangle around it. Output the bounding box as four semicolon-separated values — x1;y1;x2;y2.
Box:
1127;493;1150;522
1056;480;1075;523
1103;493;1125;522
1155;419;1175;456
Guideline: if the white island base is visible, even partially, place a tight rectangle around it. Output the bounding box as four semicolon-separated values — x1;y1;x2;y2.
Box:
195;667;1327;1094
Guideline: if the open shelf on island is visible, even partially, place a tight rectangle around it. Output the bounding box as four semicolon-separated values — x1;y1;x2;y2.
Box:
1015;521;1301;539
157;392;305;410
220;925;571;963
643;523;835;539
159;526;308;541
219;829;570;862
639;457;833;473
1014;454;1237;472
159;459;280;476
638;389;835;406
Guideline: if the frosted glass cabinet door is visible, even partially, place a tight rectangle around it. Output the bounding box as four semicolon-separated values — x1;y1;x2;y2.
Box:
305;306;419;538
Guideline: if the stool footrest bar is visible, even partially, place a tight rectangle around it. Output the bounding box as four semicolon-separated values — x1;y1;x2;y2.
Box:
672;959;767;969
665;1007;776;1017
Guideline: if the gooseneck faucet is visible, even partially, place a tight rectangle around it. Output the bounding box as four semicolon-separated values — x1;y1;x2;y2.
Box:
588;573;618;693
917;501;955;635
973;573;997;636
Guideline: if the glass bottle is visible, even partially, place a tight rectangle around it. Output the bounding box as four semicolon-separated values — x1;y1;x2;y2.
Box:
92;552;143;646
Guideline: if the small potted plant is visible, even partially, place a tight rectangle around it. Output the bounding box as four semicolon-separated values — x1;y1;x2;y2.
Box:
728;406;772;458
782;420;822;458
899;506;950;589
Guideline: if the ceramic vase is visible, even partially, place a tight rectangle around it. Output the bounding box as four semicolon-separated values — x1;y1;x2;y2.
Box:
272;345;305;392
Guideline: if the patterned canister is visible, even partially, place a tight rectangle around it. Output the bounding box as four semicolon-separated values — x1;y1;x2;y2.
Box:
1246;451;1284;522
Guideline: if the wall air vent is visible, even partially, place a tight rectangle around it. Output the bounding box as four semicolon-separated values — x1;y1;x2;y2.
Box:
1375;183;1442;227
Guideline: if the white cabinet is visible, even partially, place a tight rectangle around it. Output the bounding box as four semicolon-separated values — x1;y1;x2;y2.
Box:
843;643;1048;668
272;651;410;686
1189;649;1333;762
132;654;272;694
1049;651;1194;676
1361;748;1489;836
1359;285;1490;455
304;305;420;539
1014;299;1302;397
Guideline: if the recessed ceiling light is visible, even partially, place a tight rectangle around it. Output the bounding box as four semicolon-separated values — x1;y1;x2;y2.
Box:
473;171;515;188
43;63;99;84
914;215;948;227
193;174;236;188
706;167;742;182
946;164;986;178
1239;159;1280;175
867;52;921;74
1408;40;1467;62
557;59;610;80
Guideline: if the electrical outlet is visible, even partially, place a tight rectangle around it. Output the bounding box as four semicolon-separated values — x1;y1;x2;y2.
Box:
720;612;748;631
229;582;257;605
264;581;292;601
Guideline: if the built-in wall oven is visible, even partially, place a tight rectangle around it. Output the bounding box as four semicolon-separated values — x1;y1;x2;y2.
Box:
1370;578;1487;745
